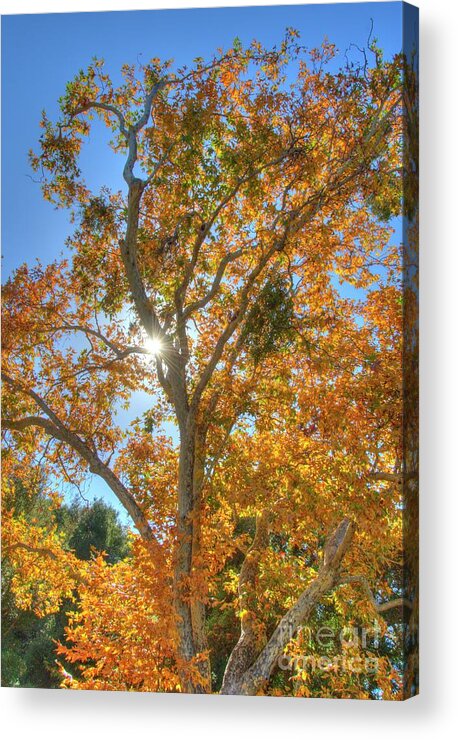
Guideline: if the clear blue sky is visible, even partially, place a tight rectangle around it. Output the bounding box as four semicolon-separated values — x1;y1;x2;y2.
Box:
1;2;407;520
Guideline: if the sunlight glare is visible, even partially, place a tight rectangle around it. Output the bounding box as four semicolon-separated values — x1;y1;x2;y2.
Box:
144;336;163;356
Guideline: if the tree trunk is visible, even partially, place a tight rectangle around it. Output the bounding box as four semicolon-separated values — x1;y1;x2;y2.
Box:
173;419;197;692
220;518;355;695
173;417;211;693
221;510;270;694
190;425;212;692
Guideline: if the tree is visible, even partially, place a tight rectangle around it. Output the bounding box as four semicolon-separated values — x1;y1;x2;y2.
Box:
1;459;129;688
2;33;414;696
60;499;130;564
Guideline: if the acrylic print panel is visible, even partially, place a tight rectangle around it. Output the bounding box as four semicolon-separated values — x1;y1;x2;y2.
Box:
1;2;418;699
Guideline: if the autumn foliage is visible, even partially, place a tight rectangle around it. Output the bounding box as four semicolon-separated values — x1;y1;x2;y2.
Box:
2;32;417;697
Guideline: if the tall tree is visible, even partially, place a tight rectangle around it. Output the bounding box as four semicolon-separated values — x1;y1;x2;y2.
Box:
2;34;412;696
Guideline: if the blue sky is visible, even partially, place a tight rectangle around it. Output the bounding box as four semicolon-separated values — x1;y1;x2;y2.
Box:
1;2;405;276
1;2;406;521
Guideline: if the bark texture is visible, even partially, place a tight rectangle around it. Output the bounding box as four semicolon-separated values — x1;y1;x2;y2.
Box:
221;518;355;695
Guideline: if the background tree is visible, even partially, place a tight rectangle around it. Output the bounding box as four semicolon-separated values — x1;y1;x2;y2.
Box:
1;458;129;688
2;33;413;696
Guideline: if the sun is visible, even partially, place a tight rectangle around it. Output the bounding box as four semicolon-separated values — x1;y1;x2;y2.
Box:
144;336;163;356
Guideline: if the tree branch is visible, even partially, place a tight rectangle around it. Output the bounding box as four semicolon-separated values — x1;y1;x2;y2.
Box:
43;322;151;359
221;510;271;693
189;242;278;415
2;373;162;555
339;575;413;614
183;247;244;319
175;151;292;306
221;518;355;695
368;472;401;483
5;542;59;561
71;101;128;139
